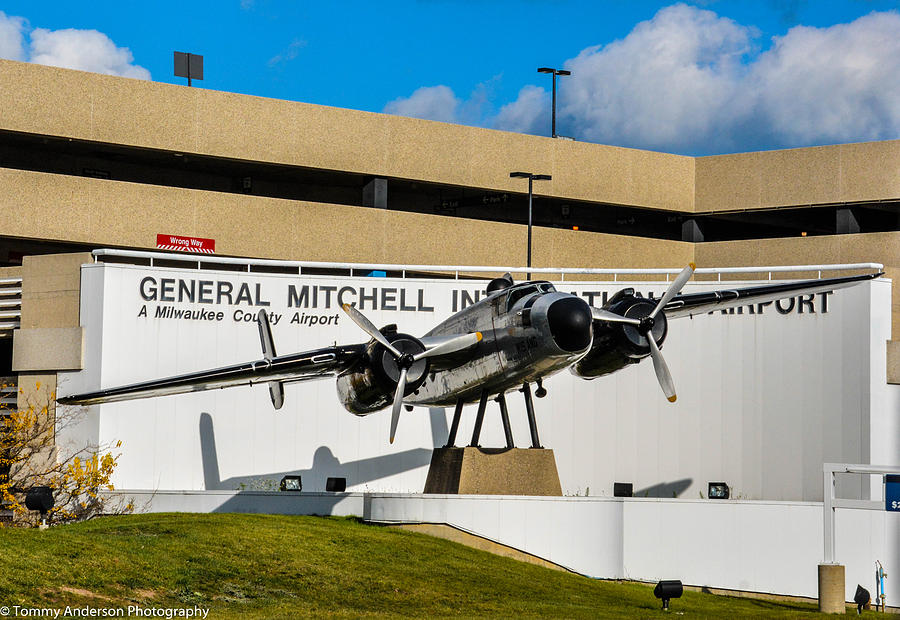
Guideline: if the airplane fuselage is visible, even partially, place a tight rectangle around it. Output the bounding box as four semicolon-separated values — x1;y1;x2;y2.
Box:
405;282;594;407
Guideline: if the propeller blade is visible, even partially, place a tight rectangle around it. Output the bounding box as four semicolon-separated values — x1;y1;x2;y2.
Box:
257;309;276;359
647;336;677;403
389;367;408;444
650;262;696;320
341;303;403;358
413;332;482;361
591;307;641;326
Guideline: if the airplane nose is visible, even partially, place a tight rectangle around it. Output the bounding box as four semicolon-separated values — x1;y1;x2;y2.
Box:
547;297;593;352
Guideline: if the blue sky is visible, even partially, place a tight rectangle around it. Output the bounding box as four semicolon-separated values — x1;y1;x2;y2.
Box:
3;1;900;155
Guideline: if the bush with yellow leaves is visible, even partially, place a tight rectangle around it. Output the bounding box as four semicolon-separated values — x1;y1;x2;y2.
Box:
0;381;133;525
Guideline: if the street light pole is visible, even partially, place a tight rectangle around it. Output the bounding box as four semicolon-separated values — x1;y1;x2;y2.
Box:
510;171;552;280
538;67;571;138
527;175;533;275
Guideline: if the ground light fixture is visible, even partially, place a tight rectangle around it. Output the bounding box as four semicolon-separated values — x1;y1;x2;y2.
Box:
537;67;571;138
509;172;552;280
653;580;683;610
326;477;346;492
279;475;302;491
708;482;730;499
613;482;633;497
855;584;870;614
24;486;54;527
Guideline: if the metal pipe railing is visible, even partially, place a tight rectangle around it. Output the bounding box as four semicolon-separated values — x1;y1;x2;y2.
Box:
823;463;900;564
91;249;883;281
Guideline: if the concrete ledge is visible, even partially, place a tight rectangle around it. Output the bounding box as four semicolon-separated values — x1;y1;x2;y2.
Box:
12;327;83;371
389;523;570;573
889;340;900;384
105;489;364;516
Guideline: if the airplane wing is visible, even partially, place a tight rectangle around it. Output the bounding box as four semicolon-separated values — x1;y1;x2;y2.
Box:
57;344;367;406
586;266;883;403
662;272;883;319
58;304;483;420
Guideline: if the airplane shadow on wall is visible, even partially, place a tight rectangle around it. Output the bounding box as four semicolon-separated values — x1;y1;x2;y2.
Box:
198;409;446;493
197;410;691;505
633;478;693;498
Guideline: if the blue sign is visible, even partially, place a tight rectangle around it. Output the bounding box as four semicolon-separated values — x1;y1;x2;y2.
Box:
886;474;900;512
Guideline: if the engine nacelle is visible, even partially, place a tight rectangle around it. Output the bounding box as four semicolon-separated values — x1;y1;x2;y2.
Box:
571;290;668;379
335;328;428;416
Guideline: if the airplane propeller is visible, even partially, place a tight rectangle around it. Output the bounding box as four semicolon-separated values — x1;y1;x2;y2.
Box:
591;263;695;403
642;263;694;402
341;303;482;443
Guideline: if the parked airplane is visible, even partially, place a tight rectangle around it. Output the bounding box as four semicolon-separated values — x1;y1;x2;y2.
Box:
59;265;881;447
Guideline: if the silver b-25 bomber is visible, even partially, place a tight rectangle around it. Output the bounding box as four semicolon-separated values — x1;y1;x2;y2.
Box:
59;265;881;448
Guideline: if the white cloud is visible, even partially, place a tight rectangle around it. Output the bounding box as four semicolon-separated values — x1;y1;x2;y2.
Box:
749;12;900;147
387;4;900;154
268;38;307;68
383;85;461;123
29;28;150;80
0;12;150;80
0;11;27;61
555;4;900;153
558;3;756;152
494;85;549;135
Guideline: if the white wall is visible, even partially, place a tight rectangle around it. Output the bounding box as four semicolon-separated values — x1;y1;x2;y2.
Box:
57;263;897;501
365;494;900;604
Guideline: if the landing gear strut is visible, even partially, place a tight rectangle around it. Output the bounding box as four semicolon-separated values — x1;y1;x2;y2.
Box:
468;390;490;447
521;382;543;449
444;398;464;448
443;382;545;449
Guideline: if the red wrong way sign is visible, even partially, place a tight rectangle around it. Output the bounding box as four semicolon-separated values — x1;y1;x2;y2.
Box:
156;234;215;254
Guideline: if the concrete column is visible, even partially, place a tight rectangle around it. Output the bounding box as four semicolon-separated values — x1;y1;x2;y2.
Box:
836;208;860;234
818;563;846;614
13;253;90;377
681;218;704;242
888;340;900;385
363;178;387;208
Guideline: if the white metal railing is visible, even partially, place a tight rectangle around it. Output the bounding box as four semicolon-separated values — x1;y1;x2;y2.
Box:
823;463;900;564
91;249;883;282
0;278;21;337
0;377;16;409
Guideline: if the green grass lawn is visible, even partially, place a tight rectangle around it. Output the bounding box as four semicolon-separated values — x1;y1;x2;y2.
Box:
0;513;839;618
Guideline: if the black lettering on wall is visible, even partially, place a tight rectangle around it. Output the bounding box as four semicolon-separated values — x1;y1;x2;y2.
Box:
139;277;157;301
776;297;795;314
798;294;815;313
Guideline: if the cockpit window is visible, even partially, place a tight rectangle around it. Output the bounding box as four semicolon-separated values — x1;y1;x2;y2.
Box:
506;285;538;310
539;282;556;293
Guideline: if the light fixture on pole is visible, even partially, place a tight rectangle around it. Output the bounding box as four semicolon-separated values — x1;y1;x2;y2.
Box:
510;172;552;280
537;67;571;138
174;51;204;87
